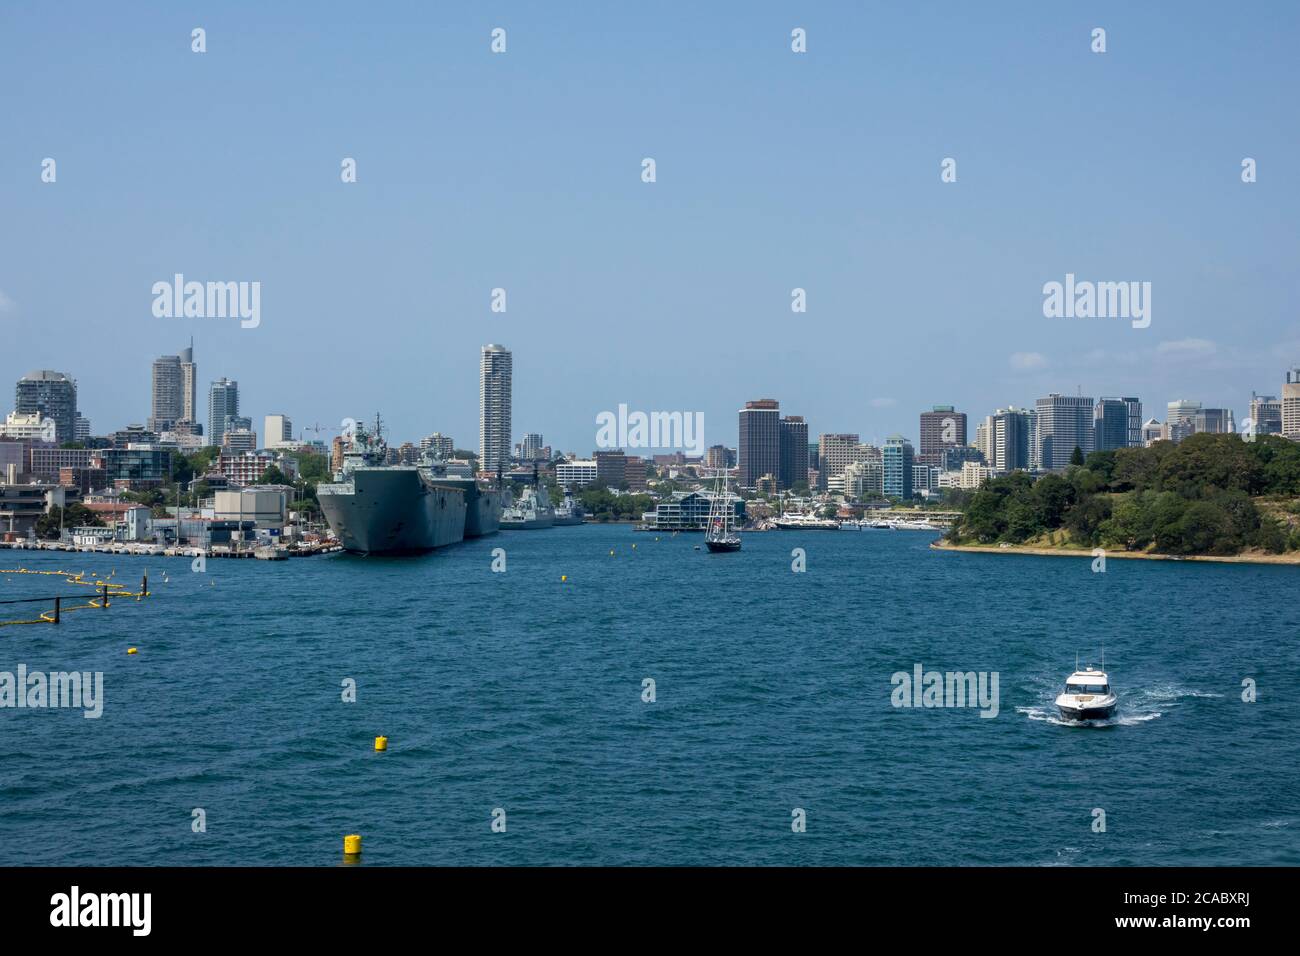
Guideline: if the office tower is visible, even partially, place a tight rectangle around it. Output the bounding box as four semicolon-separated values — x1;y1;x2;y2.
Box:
1283;368;1300;440
1093;398;1130;452
520;433;544;460
1166;399;1201;443
74;415;91;442
778;415;809;490
705;444;729;469
1142;419;1167;446
1249;393;1282;436
882;435;914;500
738;399;780;489
1035;394;1094;470
918;406;967;464
1192;408;1236;434
479;344;512;474
1123;397;1143;447
264;414;293;448
990;407;1033;472
15;370;78;445
208;379;240;447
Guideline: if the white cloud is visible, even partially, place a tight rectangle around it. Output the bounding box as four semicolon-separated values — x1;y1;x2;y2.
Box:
1009;351;1047;370
869;397;896;408
1156;338;1217;357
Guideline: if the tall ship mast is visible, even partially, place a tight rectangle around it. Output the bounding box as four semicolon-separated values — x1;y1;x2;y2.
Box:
703;468;741;553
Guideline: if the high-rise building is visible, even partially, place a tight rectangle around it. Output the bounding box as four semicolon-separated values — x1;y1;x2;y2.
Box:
778;415;809;490
817;433;878;481
180;342;197;424
704;445;730;469
918;406;967;464
1093;398;1131;452
264;414;293;448
1036;394;1094;470
74;414;91;443
1166;399;1201;443
882;435;914;500
1192;408;1236;435
15;370;77;444
1249;393;1282;436
738;399;780;489
1142;419;1168;446
208;379;239;447
479;344;512;474
1123;397;1143;448
1283;368;1300;440
989;407;1033;472
149;354;183;432
520;433;545;461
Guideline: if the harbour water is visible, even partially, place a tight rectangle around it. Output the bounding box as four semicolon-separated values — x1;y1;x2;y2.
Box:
1;525;1296;866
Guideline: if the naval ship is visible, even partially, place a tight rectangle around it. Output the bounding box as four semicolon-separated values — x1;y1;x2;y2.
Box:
317;419;504;554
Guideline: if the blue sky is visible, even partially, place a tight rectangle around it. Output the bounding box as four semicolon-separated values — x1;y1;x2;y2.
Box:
2;1;1297;453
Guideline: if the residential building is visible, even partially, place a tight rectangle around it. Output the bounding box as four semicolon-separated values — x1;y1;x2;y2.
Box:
479;344;512;474
208;378;240;447
882;435;914;500
1142;419;1167;446
0;411;55;441
421;432;455;458
15;370;77;444
264;414;293;448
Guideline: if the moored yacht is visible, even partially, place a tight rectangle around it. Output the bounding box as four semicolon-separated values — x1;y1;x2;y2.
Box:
1055;667;1118;721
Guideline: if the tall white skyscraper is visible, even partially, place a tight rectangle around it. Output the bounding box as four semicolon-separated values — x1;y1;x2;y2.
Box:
180;341;197;425
479;344;512;474
1035;394;1094;470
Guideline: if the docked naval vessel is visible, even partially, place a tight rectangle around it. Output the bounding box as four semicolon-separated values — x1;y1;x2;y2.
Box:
317;420;504;554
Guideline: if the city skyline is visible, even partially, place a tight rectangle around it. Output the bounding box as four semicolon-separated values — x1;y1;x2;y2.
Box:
3;3;1298;452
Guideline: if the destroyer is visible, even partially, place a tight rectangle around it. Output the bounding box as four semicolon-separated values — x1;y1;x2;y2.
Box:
318;418;501;554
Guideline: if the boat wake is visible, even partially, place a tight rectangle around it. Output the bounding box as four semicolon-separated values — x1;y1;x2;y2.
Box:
1017;679;1221;728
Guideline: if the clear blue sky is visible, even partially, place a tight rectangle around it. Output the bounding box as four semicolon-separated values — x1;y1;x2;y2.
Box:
2;1;1297;452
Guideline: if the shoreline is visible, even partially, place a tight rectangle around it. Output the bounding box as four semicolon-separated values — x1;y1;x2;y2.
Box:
931;539;1300;566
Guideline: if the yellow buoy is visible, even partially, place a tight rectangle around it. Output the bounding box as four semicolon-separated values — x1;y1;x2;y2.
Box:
343;834;362;855
127;647;138;655
561;575;567;582
374;735;388;752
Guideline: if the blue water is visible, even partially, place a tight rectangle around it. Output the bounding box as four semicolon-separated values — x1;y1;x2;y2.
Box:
1;526;1297;866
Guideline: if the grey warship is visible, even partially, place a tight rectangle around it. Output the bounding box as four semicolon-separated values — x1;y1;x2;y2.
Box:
318;419;482;555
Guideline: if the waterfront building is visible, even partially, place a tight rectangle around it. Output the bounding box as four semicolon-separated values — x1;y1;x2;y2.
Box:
102;446;172;488
479;344;512;474
1250;393;1283;436
882;435;914;500
937;461;998;490
1035;394;1094;470
1281;368;1300;439
738;399;780;489
643;491;744;531
208;378;239;447
834;459;883;499
15;370;77;444
778;415;809;490
217;450;296;486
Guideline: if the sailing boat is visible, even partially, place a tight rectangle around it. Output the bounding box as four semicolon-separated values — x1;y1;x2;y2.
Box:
704;468;741;553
